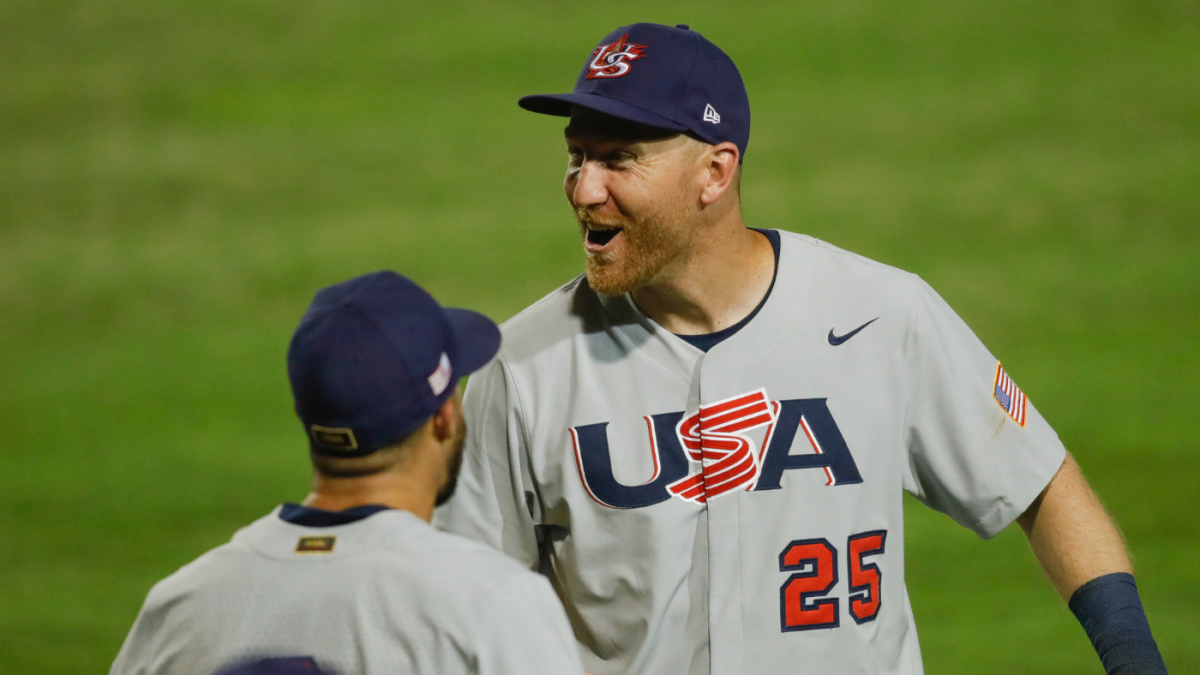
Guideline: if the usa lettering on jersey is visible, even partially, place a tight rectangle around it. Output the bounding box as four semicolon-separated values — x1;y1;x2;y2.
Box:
668;389;775;503
570;388;863;509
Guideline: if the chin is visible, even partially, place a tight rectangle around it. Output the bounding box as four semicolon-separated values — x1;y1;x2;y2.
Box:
585;267;642;296
585;253;663;296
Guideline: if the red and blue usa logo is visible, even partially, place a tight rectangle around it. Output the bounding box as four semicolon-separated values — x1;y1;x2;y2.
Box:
668;389;775;503
587;33;646;79
570;388;864;510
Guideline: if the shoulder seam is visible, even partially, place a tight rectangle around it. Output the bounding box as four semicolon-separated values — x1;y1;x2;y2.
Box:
776;229;916;275
495;353;534;462
501;274;586;330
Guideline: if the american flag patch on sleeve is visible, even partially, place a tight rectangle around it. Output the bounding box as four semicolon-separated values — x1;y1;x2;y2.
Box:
992;362;1027;427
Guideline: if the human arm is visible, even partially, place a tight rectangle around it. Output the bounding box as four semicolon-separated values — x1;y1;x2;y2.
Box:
902;278;1166;672
1017;452;1167;674
1016;451;1131;599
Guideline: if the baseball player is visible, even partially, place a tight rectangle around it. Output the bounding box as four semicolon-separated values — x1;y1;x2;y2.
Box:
111;271;585;675
435;23;1168;675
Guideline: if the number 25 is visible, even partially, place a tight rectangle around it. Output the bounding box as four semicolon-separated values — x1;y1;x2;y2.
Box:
779;530;887;632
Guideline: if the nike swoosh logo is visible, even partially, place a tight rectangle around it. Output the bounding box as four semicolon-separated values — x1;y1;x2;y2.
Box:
828;318;879;346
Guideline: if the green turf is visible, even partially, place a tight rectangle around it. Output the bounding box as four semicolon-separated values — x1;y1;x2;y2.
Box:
2;0;1197;672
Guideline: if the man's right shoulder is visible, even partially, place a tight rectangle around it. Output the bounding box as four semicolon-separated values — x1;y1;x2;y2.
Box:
497;273;636;364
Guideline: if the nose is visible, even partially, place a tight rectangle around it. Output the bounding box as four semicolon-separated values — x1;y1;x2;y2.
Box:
567;160;608;208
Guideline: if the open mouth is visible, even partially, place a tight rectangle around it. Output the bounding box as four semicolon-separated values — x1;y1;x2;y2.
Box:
586;227;622;247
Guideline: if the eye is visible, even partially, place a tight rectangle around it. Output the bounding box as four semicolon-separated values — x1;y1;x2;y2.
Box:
567;148;584;169
607;151;636;168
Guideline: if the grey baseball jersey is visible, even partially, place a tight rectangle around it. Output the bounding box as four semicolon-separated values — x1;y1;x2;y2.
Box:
435;230;1066;675
110;506;584;675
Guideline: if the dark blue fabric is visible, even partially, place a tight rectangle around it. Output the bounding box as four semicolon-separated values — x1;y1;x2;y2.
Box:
519;23;752;162
288;271;500;457
1069;572;1168;674
214;657;330;675
676;229;780;352
278;503;392;527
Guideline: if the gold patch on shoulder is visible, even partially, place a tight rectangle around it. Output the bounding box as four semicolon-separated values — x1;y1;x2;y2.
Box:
295;536;337;554
310;425;358;452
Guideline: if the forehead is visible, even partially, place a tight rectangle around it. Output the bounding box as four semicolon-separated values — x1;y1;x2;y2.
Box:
563;107;681;145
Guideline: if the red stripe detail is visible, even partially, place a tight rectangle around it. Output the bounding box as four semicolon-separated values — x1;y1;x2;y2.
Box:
641;416;662;485
799;417;835;486
701;391;767;417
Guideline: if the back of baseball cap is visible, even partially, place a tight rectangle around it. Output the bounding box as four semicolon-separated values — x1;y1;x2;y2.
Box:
519;23;751;162
287;271;500;457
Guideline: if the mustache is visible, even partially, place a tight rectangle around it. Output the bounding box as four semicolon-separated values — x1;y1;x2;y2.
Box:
574;208;632;229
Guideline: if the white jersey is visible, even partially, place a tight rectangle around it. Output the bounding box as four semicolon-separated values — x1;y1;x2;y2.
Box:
111;507;584;675
435;230;1066;675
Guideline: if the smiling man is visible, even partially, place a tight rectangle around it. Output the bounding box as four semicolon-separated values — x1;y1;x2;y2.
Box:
436;22;1167;675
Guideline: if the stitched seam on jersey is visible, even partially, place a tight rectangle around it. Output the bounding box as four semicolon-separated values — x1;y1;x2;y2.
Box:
622;294;709;386
900;278;922;493
499;355;533;460
500;274;586;330
498;353;543;521
967;497;1015;539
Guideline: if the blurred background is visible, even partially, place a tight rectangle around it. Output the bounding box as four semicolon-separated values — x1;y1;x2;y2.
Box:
2;0;1197;672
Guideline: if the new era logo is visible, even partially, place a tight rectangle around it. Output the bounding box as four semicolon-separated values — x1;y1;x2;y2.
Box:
428;352;452;396
703;103;721;124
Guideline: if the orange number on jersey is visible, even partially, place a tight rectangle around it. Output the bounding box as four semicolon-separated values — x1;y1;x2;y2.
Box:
848;531;887;624
779;538;839;631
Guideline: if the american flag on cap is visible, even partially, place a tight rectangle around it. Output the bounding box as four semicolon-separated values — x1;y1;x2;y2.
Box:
992;362;1027;427
428;352;452;396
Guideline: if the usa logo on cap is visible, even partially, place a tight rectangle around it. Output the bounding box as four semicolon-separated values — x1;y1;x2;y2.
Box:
587;33;646;79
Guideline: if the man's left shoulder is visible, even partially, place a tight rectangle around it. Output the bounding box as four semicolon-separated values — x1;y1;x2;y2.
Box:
775;229;926;302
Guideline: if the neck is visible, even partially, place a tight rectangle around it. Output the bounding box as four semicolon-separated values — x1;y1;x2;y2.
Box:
301;468;438;523
631;209;774;335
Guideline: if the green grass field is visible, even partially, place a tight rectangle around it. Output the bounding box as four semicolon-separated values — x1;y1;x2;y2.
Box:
2;0;1198;672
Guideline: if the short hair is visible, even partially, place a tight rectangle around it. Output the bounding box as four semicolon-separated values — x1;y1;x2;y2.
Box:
309;422;424;478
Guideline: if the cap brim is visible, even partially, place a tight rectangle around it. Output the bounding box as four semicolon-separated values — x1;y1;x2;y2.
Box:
518;93;689;133
444;308;501;376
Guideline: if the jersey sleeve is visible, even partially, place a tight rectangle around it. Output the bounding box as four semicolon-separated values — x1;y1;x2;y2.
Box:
108;583;169;675
434;357;541;568
475;573;584;675
903;277;1066;539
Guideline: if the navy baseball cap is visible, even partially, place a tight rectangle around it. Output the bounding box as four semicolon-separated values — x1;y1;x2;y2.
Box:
287;271;501;457
519;23;750;162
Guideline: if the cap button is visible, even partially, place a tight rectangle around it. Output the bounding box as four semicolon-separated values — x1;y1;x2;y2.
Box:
676;24;690;30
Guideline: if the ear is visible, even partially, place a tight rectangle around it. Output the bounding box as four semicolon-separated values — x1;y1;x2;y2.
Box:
430;387;463;443
699;142;740;205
